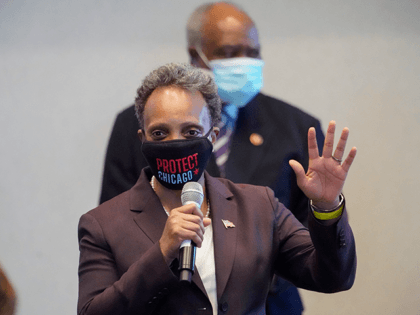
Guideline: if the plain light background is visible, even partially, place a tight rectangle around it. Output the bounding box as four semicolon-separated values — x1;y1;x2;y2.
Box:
1;0;419;314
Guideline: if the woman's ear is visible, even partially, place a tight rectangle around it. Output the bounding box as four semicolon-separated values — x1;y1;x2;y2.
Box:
210;127;219;144
137;129;145;142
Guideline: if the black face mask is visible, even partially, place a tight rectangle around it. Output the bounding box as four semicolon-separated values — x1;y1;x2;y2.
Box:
141;130;213;190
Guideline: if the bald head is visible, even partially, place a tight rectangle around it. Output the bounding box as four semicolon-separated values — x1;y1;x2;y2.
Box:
187;2;261;68
201;2;254;31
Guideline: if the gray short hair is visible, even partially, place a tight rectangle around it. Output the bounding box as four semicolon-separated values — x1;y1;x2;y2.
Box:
186;2;249;48
135;63;221;129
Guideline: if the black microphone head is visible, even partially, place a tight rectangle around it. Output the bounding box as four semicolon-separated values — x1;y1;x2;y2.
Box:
181;182;204;207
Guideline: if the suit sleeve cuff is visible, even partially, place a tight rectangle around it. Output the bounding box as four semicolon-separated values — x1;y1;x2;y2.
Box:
311;194;344;220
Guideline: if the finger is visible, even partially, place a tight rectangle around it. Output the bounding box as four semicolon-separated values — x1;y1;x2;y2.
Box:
184;221;205;238
176;203;204;219
333;127;349;161
176;230;204;248
176;221;205;246
322;121;336;158
203;218;211;228
184;219;212;248
190;203;205;219
341;147;357;172
289;160;306;188
307;127;320;160
182;214;206;234
167;211;205;237
193;234;204;248
173;211;205;230
188;226;205;248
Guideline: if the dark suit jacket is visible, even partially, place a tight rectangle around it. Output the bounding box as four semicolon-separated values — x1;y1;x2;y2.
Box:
99;93;325;226
79;169;356;315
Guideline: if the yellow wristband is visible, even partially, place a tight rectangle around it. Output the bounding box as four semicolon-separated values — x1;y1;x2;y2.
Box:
313;204;343;220
311;194;344;220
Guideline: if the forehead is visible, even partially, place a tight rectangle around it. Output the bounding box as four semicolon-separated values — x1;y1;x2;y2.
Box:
143;86;211;128
201;6;259;48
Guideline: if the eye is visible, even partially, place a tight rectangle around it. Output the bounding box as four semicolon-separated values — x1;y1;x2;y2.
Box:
225;47;241;58
215;51;229;59
246;48;260;58
184;129;202;138
214;46;235;59
231;48;243;58
150;130;167;140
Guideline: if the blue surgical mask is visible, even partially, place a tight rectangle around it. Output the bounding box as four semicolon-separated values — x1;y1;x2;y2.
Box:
209;57;264;108
196;49;264;109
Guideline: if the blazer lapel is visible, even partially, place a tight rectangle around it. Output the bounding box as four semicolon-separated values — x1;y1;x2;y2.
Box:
129;171;168;244
129;169;207;295
205;173;237;301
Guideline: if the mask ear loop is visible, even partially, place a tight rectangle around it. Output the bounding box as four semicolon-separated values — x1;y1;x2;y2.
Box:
195;47;212;70
204;126;214;140
204;126;215;152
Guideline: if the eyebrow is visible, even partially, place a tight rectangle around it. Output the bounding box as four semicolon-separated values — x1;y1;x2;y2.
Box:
146;123;168;131
147;122;205;132
214;44;260;52
214;45;240;54
181;122;205;131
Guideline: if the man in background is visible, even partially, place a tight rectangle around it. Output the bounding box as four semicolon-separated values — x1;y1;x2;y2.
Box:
99;2;324;314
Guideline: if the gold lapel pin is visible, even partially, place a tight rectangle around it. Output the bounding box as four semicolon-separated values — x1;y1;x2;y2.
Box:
249;133;264;146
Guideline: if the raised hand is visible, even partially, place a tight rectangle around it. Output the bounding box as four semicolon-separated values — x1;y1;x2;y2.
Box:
289;121;357;209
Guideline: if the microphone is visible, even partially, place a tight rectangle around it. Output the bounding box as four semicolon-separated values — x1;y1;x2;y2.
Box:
179;182;204;283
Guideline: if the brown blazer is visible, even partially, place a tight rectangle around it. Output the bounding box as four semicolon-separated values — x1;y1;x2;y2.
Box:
78;168;356;315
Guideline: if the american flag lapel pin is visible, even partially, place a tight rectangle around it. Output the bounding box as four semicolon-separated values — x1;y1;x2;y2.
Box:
222;219;235;229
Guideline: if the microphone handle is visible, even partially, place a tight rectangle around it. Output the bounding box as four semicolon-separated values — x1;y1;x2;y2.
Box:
179;241;196;282
179;201;200;283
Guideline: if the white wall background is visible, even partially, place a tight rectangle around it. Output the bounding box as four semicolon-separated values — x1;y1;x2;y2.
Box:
0;0;419;314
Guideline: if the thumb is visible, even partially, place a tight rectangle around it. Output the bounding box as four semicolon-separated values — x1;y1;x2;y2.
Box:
289;160;306;188
203;218;211;227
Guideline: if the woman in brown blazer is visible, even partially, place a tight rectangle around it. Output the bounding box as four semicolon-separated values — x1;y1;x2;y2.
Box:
78;63;357;315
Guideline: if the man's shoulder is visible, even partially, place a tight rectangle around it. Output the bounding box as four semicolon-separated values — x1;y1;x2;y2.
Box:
254;93;320;123
110;104;140;137
116;104;137;121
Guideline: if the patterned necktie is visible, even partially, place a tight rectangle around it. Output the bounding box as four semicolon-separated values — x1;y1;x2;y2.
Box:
213;111;234;177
